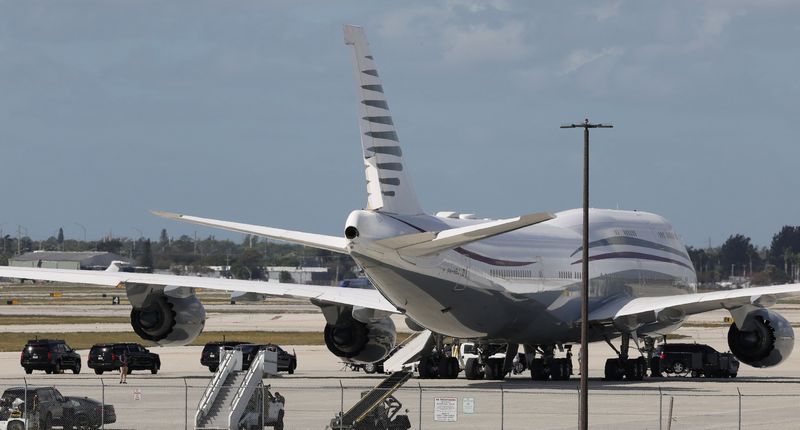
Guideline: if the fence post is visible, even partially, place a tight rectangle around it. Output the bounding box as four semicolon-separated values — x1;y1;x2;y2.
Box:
23;378;27;423
184;377;188;430
659;386;663;430
666;396;674;430
418;382;423;430
737;387;742;430
500;385;505;430
339;379;344;419
101;378;105;430
261;383;265;429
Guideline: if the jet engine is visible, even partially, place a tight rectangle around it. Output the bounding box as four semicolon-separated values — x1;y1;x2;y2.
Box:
316;301;396;364
126;284;206;346
727;308;794;367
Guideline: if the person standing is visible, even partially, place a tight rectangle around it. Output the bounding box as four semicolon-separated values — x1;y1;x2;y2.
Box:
119;352;128;384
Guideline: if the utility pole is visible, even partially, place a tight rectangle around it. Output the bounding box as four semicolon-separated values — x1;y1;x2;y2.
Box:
561;118;612;430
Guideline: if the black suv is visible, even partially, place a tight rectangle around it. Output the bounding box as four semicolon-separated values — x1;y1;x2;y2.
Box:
238;343;297;374
652;343;739;378
20;339;81;374
1;386;116;429
88;343;161;375
201;341;246;372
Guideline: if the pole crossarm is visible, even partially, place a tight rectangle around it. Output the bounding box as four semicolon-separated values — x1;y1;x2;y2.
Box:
561;117;612;430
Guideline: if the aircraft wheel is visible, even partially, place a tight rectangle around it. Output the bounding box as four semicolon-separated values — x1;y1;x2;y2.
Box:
438;357;459;379
530;358;547;380
418;357;437;379
464;358;484;380
604;359;624;381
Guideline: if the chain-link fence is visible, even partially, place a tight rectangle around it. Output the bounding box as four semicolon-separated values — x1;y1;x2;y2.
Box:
1;377;799;429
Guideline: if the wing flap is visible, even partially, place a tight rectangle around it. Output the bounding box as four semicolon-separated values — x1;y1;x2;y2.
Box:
376;212;555;257
0;266;397;313
152;211;348;254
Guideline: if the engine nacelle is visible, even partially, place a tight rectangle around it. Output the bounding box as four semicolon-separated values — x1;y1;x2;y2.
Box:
127;284;206;346
322;315;396;364
727;308;794;368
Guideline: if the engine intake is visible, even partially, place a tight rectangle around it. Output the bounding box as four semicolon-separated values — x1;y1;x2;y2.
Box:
728;308;794;368
323;314;396;364
127;284;206;346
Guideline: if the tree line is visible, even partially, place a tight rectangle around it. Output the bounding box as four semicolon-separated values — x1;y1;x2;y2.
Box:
3;225;800;286
0;229;357;282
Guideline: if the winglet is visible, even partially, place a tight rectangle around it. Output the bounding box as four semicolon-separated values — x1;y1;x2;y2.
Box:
150;210;183;220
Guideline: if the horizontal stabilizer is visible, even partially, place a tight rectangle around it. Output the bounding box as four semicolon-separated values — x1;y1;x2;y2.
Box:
376;212;555;257
152;211;348;254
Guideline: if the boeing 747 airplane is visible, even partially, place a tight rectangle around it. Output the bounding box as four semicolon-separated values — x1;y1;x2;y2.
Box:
2;25;798;381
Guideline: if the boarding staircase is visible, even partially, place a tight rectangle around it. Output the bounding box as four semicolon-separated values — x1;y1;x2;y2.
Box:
330;370;414;430
195;348;278;429
382;330;434;372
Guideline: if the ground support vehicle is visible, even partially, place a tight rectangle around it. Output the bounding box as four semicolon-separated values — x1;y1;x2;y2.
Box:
652;343;739;378
20;339;81;375
238;387;285;430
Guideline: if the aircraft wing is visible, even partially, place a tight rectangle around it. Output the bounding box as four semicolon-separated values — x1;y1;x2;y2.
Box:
152;211;349;254
589;283;800;326
0;266;398;313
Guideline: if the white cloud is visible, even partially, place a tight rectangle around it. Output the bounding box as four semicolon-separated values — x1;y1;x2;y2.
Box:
560;46;623;75
441;21;528;64
582;1;623;22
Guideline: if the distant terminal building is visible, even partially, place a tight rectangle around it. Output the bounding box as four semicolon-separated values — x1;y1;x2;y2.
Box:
8;251;131;270
267;266;331;284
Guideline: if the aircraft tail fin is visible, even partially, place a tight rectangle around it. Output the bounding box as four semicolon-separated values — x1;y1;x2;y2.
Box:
344;24;423;215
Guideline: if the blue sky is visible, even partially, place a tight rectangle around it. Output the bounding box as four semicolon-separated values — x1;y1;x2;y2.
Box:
1;1;798;247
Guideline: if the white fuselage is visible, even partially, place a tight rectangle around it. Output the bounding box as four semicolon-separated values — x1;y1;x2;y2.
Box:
347;208;697;344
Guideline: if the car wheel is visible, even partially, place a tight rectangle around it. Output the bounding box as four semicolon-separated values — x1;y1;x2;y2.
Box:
75;413;91;429
41;412;52;430
363;362;377;374
209;366;217;373
95;368;104;375
671;361;687;375
288;361;295;375
24;367;32;374
151;363;159;374
73;363;81;374
7;420;25;430
45;368;53;375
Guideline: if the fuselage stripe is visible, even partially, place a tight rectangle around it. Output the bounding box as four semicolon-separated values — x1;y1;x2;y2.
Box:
571;251;693;270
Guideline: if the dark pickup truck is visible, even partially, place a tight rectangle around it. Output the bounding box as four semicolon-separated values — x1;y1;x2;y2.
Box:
1;386;116;430
652;343;739;378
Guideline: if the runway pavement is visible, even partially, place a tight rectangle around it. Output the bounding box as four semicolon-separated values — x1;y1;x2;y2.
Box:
0;325;799;429
1;290;799;428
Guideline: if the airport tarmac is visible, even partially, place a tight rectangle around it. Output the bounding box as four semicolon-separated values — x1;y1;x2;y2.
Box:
1;289;799;428
0;325;799;429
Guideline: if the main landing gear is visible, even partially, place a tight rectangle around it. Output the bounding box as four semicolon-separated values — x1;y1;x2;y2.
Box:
528;344;573;381
417;334;460;380
463;344;508;381
603;334;646;381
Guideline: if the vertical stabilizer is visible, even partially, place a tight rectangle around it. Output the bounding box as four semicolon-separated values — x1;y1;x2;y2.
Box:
344;25;423;215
